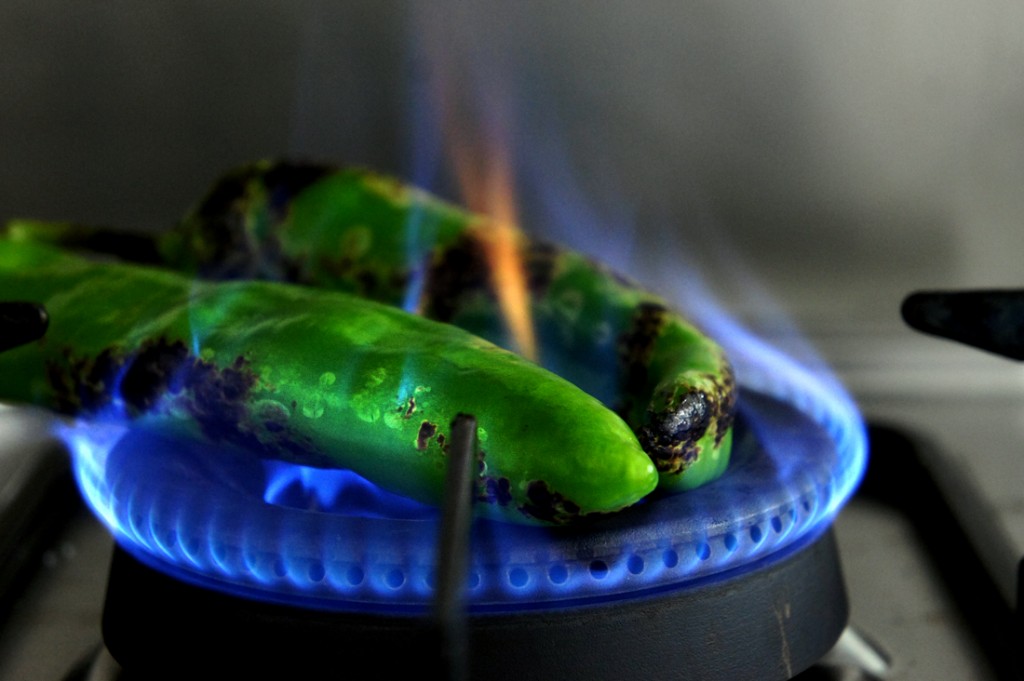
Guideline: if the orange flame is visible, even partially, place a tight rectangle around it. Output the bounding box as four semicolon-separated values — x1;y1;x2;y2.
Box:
451;139;538;362
417;13;538;362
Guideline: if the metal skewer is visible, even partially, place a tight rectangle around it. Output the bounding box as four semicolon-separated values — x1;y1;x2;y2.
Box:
431;412;478;681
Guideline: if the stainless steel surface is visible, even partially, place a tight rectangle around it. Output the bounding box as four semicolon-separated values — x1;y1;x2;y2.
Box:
835;501;995;680
820;324;1024;614
0;511;111;681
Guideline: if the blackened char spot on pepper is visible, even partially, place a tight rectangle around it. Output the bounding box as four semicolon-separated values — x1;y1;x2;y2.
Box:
356;270;381;297
424;232;560;322
713;365;738;445
188;166;260;276
525;240;559;298
423;232;491;323
477;476;513;506
44;338;325;462
183;354;260;444
616;301;668;418
196;160;331;225
118;338;191;411
416;421;437;451
186;161;332;281
47;346;125;414
194;167;251;225
520;480;585;525
261;161;334;221
640;388;711;471
660;390;710;440
282;255;309;285
640;362;738;477
311;248;412;304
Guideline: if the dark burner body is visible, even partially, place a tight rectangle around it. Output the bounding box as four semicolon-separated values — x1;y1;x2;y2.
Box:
101;528;846;680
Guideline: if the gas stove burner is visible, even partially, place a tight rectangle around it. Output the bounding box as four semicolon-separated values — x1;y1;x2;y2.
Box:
69;388;859;612
100;527;847;680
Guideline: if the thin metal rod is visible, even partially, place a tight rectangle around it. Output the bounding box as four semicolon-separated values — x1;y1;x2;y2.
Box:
0;301;49;353
431;412;478;681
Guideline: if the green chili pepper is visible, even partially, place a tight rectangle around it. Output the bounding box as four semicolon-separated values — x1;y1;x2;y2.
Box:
0;239;658;525
4;160;736;491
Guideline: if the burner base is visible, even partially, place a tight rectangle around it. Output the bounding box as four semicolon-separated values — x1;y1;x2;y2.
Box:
102;529;847;680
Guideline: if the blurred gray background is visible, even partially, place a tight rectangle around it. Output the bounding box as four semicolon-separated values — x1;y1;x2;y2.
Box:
2;0;1023;331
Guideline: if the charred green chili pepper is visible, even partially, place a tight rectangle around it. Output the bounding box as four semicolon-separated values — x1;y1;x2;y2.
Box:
0;239;658;525
167;161;735;490
4;160;736;490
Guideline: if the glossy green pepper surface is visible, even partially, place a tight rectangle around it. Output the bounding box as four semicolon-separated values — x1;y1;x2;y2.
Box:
163;161;736;490
0;240;658;525
4;160;736;491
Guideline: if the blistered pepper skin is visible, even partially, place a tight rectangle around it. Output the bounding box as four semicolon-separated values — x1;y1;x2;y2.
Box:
160;161;736;490
4;161;736;490
0;240;658;525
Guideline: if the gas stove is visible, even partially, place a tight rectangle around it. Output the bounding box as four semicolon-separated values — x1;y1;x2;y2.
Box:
6;296;1023;680
0;285;876;681
0;395;995;681
5;314;1024;680
6;255;1024;680
81;390;854;680
10;259;1024;681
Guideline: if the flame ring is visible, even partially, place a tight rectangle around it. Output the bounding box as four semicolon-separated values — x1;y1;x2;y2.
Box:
67;384;865;612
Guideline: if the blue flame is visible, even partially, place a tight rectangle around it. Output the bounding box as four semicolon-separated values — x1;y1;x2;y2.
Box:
261;459;434;519
62;361;864;613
